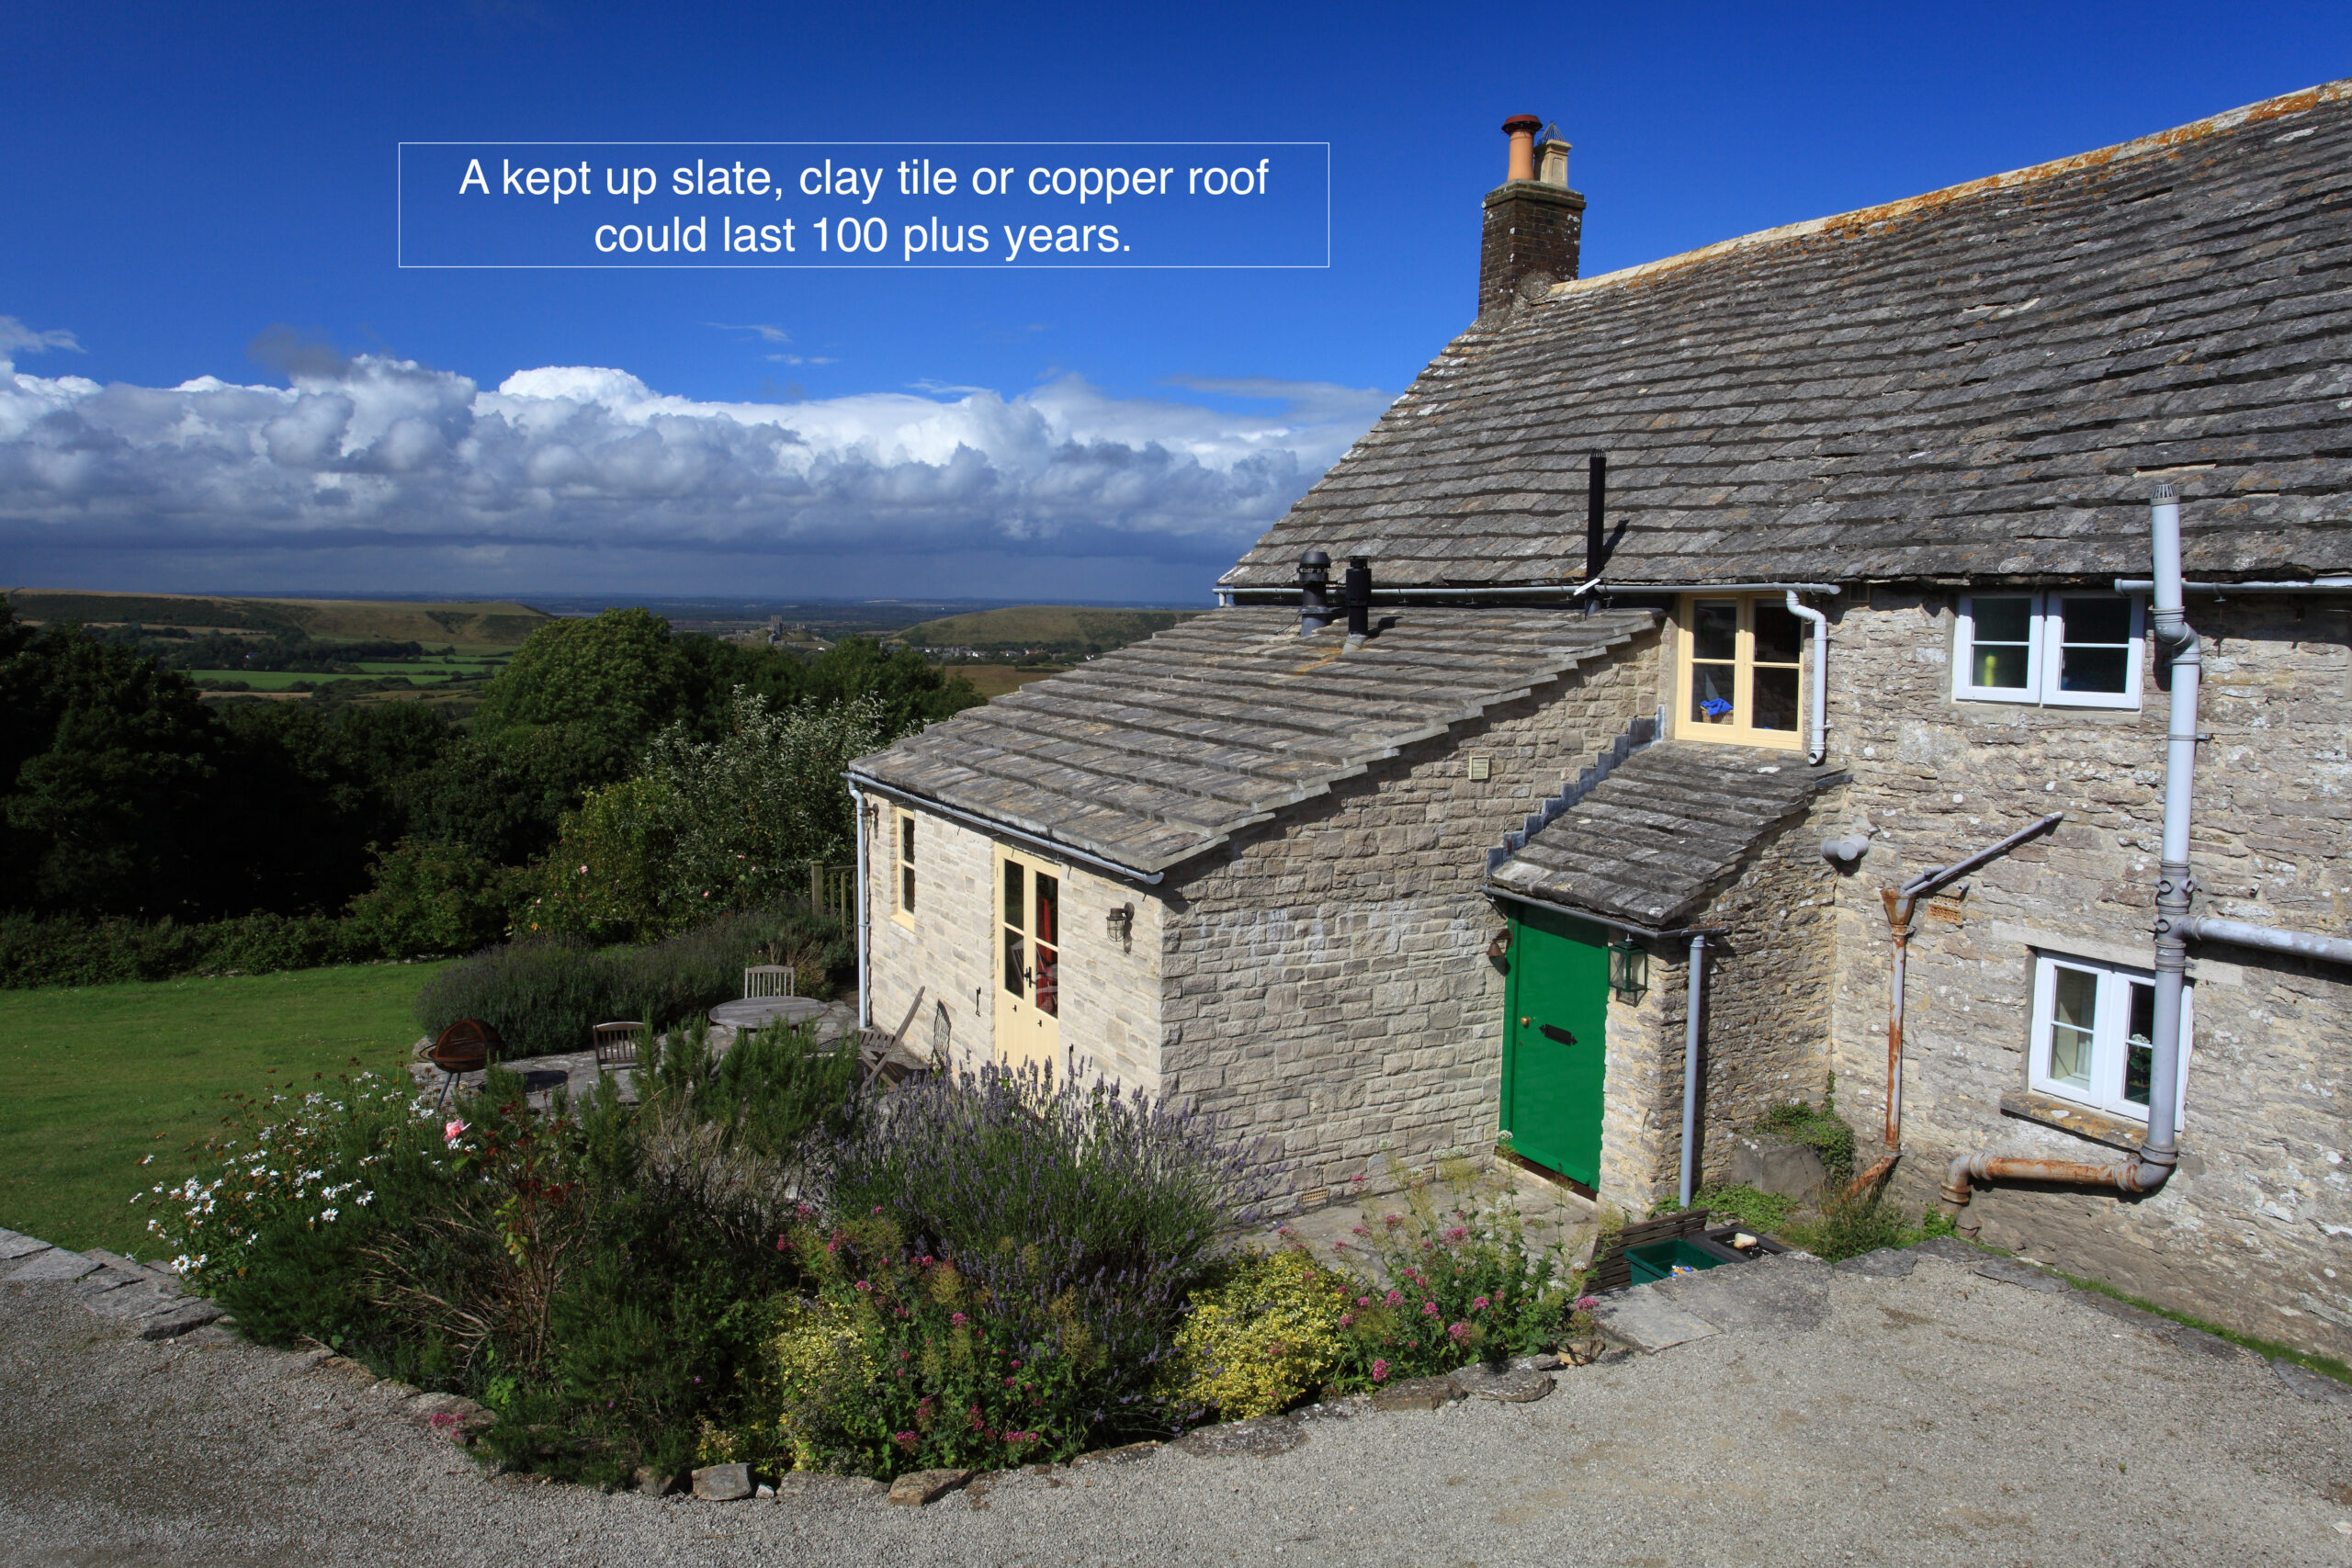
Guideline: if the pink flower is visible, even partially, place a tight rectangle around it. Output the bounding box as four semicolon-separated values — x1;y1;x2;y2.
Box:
1356;1295;1372;1308
1371;1359;1391;1382
776;1235;788;1251
1338;1313;1354;1327
1384;1290;1402;1307
1575;1294;1600;1312
854;1280;872;1292
1448;1321;1473;1344
951;1313;967;1326
893;1431;918;1450
443;1119;466;1145
1471;1295;1490;1311
1444;1226;1468;1244
577;864;588;874
1421;1301;1439;1316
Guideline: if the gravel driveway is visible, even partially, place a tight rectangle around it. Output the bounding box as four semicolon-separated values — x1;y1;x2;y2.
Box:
6;1242;2351;1567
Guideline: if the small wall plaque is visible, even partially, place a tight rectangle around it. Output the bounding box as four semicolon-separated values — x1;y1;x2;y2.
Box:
1467;756;1491;782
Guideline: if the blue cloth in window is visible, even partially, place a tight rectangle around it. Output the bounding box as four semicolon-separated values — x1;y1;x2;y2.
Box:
1701;697;1734;717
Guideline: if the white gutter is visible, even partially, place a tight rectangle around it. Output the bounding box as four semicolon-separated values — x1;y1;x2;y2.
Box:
850;779;872;1030
846;773;1167;888
1784;591;1828;765
2183;916;2352;965
1678;934;1707;1208
2113;578;2352;594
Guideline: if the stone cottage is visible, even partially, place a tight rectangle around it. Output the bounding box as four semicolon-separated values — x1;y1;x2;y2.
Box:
851;82;2352;1353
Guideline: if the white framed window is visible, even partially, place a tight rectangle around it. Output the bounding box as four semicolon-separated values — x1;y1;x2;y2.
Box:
2027;953;2189;1125
1954;593;2143;709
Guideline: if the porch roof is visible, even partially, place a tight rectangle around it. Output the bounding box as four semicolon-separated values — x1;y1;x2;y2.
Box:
1488;740;1840;928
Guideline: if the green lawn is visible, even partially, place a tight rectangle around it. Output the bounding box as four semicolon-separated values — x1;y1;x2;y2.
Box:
0;963;446;1258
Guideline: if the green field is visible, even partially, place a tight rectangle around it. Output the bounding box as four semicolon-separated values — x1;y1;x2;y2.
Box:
900;604;1197;653
0;963;445;1258
4;589;554;646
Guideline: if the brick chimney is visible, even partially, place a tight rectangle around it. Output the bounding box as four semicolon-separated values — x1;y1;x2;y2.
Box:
1479;115;1585;317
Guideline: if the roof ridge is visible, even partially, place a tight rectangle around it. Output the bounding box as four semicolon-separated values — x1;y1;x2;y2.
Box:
1551;76;2352;301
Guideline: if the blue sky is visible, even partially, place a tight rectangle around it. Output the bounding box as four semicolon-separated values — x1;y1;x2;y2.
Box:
4;1;2348;604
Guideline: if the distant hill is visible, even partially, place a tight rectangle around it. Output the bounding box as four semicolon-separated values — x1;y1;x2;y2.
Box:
2;590;556;646
899;605;1199;656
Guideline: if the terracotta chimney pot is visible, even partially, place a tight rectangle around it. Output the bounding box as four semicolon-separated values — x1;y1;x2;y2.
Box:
1502;114;1543;182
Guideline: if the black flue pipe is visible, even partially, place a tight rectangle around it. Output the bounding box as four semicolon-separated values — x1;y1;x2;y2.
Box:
1343;556;1372;637
1586;451;1607;583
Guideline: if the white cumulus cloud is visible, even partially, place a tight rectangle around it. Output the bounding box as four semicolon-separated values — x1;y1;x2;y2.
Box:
0;343;1389;584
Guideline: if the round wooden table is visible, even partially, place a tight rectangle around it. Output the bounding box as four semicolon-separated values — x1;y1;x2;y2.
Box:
707;995;826;1031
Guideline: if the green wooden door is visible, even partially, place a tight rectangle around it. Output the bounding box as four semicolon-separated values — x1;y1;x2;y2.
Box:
1501;904;1610;1187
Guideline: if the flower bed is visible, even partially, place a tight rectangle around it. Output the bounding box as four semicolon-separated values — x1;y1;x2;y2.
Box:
142;1056;1583;1489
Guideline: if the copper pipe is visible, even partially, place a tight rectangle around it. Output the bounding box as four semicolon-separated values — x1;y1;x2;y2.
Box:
1939;1151;2165;1235
1881;887;1913;1153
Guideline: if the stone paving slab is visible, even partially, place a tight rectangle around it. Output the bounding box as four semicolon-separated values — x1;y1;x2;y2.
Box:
1588;1289;1720;1353
1648;1250;1831;1334
4;1247;97;1283
0;1229;54;1261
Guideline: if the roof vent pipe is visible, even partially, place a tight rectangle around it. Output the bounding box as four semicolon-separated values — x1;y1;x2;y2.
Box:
1585;452;1607;586
1342;556;1373;645
1784;592;1828;765
1297;549;1333;636
1503;114;1541;182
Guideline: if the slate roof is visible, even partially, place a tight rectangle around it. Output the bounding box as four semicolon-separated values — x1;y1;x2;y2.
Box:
848;606;1657;876
1487;742;1838;929
1225;80;2352;592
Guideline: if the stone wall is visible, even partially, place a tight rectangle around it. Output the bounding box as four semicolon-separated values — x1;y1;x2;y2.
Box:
1596;802;1844;1215
1796;590;2352;1355
862;795;1165;1089
1159;627;1662;1205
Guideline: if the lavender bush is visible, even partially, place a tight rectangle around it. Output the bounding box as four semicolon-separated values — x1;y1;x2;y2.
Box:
775;1062;1272;1464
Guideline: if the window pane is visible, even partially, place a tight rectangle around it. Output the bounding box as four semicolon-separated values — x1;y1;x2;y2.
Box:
1002;926;1024;997
1003;862;1024;929
902;865;916;913
2058;596;2132;646
2050;967;2098;1089
1972;643;2030;690
1034;942;1059;1018
1690;661;1736;723
2059;646;2130;694
1034;874;1058;945
2124;981;2154;1108
1972;597;2032;643
900;815;915;864
1692;601;1737;661
1753;666;1800;730
1753;603;1803;666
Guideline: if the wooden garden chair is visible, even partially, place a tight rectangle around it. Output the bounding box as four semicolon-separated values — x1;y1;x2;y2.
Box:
593;1021;646;1074
742;964;795;998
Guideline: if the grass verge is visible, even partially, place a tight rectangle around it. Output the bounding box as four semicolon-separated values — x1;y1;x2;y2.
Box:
0;962;446;1256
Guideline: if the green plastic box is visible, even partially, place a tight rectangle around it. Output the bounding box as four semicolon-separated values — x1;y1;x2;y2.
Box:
1625;1235;1742;1284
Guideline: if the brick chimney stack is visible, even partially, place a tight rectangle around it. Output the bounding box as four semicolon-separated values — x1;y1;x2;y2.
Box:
1479;115;1585;318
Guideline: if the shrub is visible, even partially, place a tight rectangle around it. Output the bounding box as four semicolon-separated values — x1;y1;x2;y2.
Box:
1320;1156;1571;1385
1164;1247;1351;1420
0;908;375;988
1687;1181;1799;1236
413;907;850;1058
345;837;519;957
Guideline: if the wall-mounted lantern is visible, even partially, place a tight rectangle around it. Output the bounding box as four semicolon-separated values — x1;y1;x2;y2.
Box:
1608;937;1649;1003
1106;902;1135;953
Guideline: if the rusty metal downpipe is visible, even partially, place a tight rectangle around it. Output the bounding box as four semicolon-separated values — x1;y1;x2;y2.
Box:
1846;813;2066;1205
1940;1151;2167;1234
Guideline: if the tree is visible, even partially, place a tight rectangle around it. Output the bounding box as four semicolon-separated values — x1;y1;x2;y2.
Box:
528;690;888;941
475;606;688;750
0;618;227;917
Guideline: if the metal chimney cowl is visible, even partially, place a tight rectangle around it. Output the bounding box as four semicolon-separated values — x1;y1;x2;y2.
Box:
1297;549;1333;635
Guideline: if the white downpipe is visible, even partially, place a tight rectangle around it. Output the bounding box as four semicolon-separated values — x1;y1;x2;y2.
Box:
850;780;872;1030
1784;591;1827;765
1678;934;1707;1208
2143;484;2196;1172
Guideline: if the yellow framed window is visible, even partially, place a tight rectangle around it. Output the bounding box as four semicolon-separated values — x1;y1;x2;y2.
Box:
1677;593;1804;750
891;809;916;923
